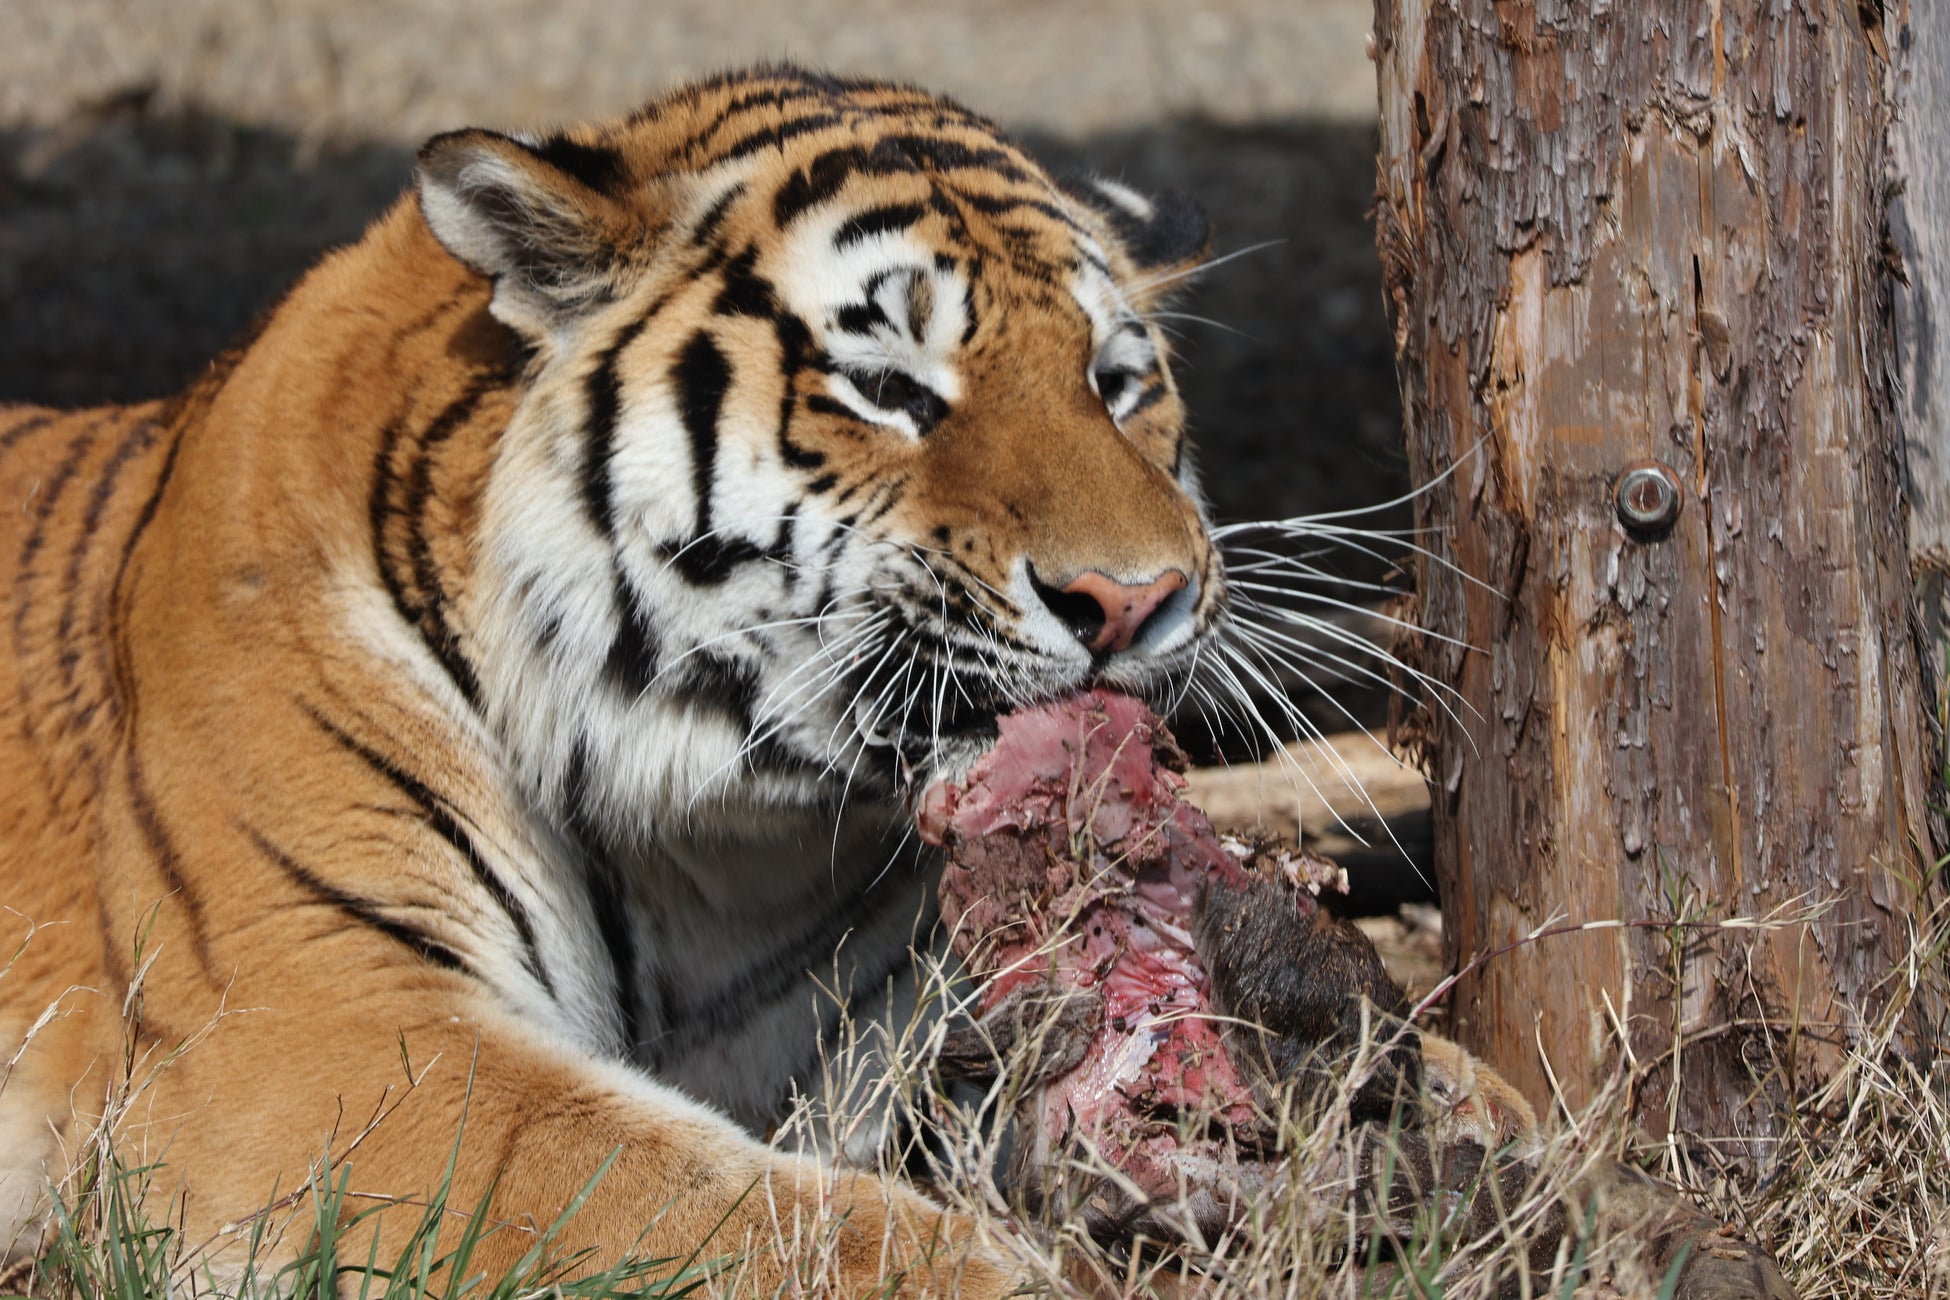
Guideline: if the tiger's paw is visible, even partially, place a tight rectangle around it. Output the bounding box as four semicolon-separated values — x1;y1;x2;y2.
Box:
743;1160;1030;1298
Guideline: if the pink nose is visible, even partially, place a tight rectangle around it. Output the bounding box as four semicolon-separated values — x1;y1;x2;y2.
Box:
1059;570;1188;653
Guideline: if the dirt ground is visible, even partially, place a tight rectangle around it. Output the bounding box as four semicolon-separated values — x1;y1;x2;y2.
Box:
0;0;1406;531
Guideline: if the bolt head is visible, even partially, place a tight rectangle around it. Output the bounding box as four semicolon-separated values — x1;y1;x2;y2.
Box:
1614;460;1682;534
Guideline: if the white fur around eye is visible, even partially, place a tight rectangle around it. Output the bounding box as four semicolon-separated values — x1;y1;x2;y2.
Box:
774;216;965;405
1094;324;1154;376
824;371;922;438
1089;320;1157;422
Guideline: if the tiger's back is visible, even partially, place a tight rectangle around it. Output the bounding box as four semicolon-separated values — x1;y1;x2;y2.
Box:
0;397;177;1241
0;229;552;1262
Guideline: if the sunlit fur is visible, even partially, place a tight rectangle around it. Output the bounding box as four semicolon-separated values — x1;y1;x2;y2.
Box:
0;68;1247;1287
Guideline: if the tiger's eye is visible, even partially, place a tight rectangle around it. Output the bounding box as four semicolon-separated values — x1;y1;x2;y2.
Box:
850;368;946;434
1095;368;1134;409
863;370;922;412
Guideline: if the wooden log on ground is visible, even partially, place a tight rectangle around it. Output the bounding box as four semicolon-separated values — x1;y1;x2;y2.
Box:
1185;732;1429;843
1188;733;1435;912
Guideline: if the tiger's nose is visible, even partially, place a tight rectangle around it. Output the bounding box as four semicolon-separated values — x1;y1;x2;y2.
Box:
1033;568;1190;654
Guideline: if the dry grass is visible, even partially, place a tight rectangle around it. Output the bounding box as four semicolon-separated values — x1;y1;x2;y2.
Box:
6;884;1945;1298
1687;900;1950;1299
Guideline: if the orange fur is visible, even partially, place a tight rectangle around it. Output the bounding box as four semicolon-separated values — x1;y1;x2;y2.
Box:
0;68;1243;1292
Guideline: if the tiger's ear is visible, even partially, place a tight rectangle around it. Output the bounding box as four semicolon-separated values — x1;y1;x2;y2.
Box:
416;128;640;339
1061;175;1212;298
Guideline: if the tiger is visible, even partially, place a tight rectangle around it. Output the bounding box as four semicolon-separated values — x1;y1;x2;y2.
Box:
0;66;1232;1292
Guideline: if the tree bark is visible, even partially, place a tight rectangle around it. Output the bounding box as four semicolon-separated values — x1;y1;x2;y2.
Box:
1891;0;1950;644
1371;0;1940;1164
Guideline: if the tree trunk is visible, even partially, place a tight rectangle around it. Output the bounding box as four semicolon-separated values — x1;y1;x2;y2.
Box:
1892;0;1950;646
1371;0;1940;1164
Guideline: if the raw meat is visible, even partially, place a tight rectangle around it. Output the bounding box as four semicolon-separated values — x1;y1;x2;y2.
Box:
918;689;1415;1235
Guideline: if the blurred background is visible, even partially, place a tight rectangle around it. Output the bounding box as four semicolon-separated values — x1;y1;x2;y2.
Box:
1;0;1404;533
2;0;1431;905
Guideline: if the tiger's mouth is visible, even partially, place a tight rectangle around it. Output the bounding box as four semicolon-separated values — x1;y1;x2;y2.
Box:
839;583;1205;800
822;623;1015;798
846;666;1001;788
878;660;1177;806
891;689;1004;792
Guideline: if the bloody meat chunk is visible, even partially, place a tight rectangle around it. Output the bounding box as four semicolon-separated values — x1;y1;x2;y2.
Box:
917;688;1416;1235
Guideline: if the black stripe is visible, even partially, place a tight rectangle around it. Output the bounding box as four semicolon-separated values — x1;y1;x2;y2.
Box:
804;394;857;423
75;414;161;556
602;564;660;697
834;299;889;336
833;202;928;249
956;188;1083;232
675;334;735;522
690;183;747;246
530;135;629;196
927;190;975;242
879;133;1030;182
828;474;878;512
563;743;643;1054
776;394;824;470
123;741;218;980
662;650;764;740
984;233;1066;285
712;246;777;319
667;331;740;586
105;414;190;714
1125;379;1170;420
398;372;508;708
712;111;845;165
369;412;418;640
685;83;825;156
14;416;113;645
771;312;828;471
246;824;470;973
773;143;922;229
303;705;556;997
857;474;908;528
580;311;655;535
1078;247;1115;277
957;258;984;345
56;413;161;664
94;892;133;1001
369;377;498;711
658;535;771;587
0;410;58;458
932;553;1023;621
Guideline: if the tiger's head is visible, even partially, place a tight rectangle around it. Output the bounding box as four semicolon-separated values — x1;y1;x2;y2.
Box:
415;69;1228;843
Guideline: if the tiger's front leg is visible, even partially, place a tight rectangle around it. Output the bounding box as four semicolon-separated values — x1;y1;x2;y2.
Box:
100;957;1021;1296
